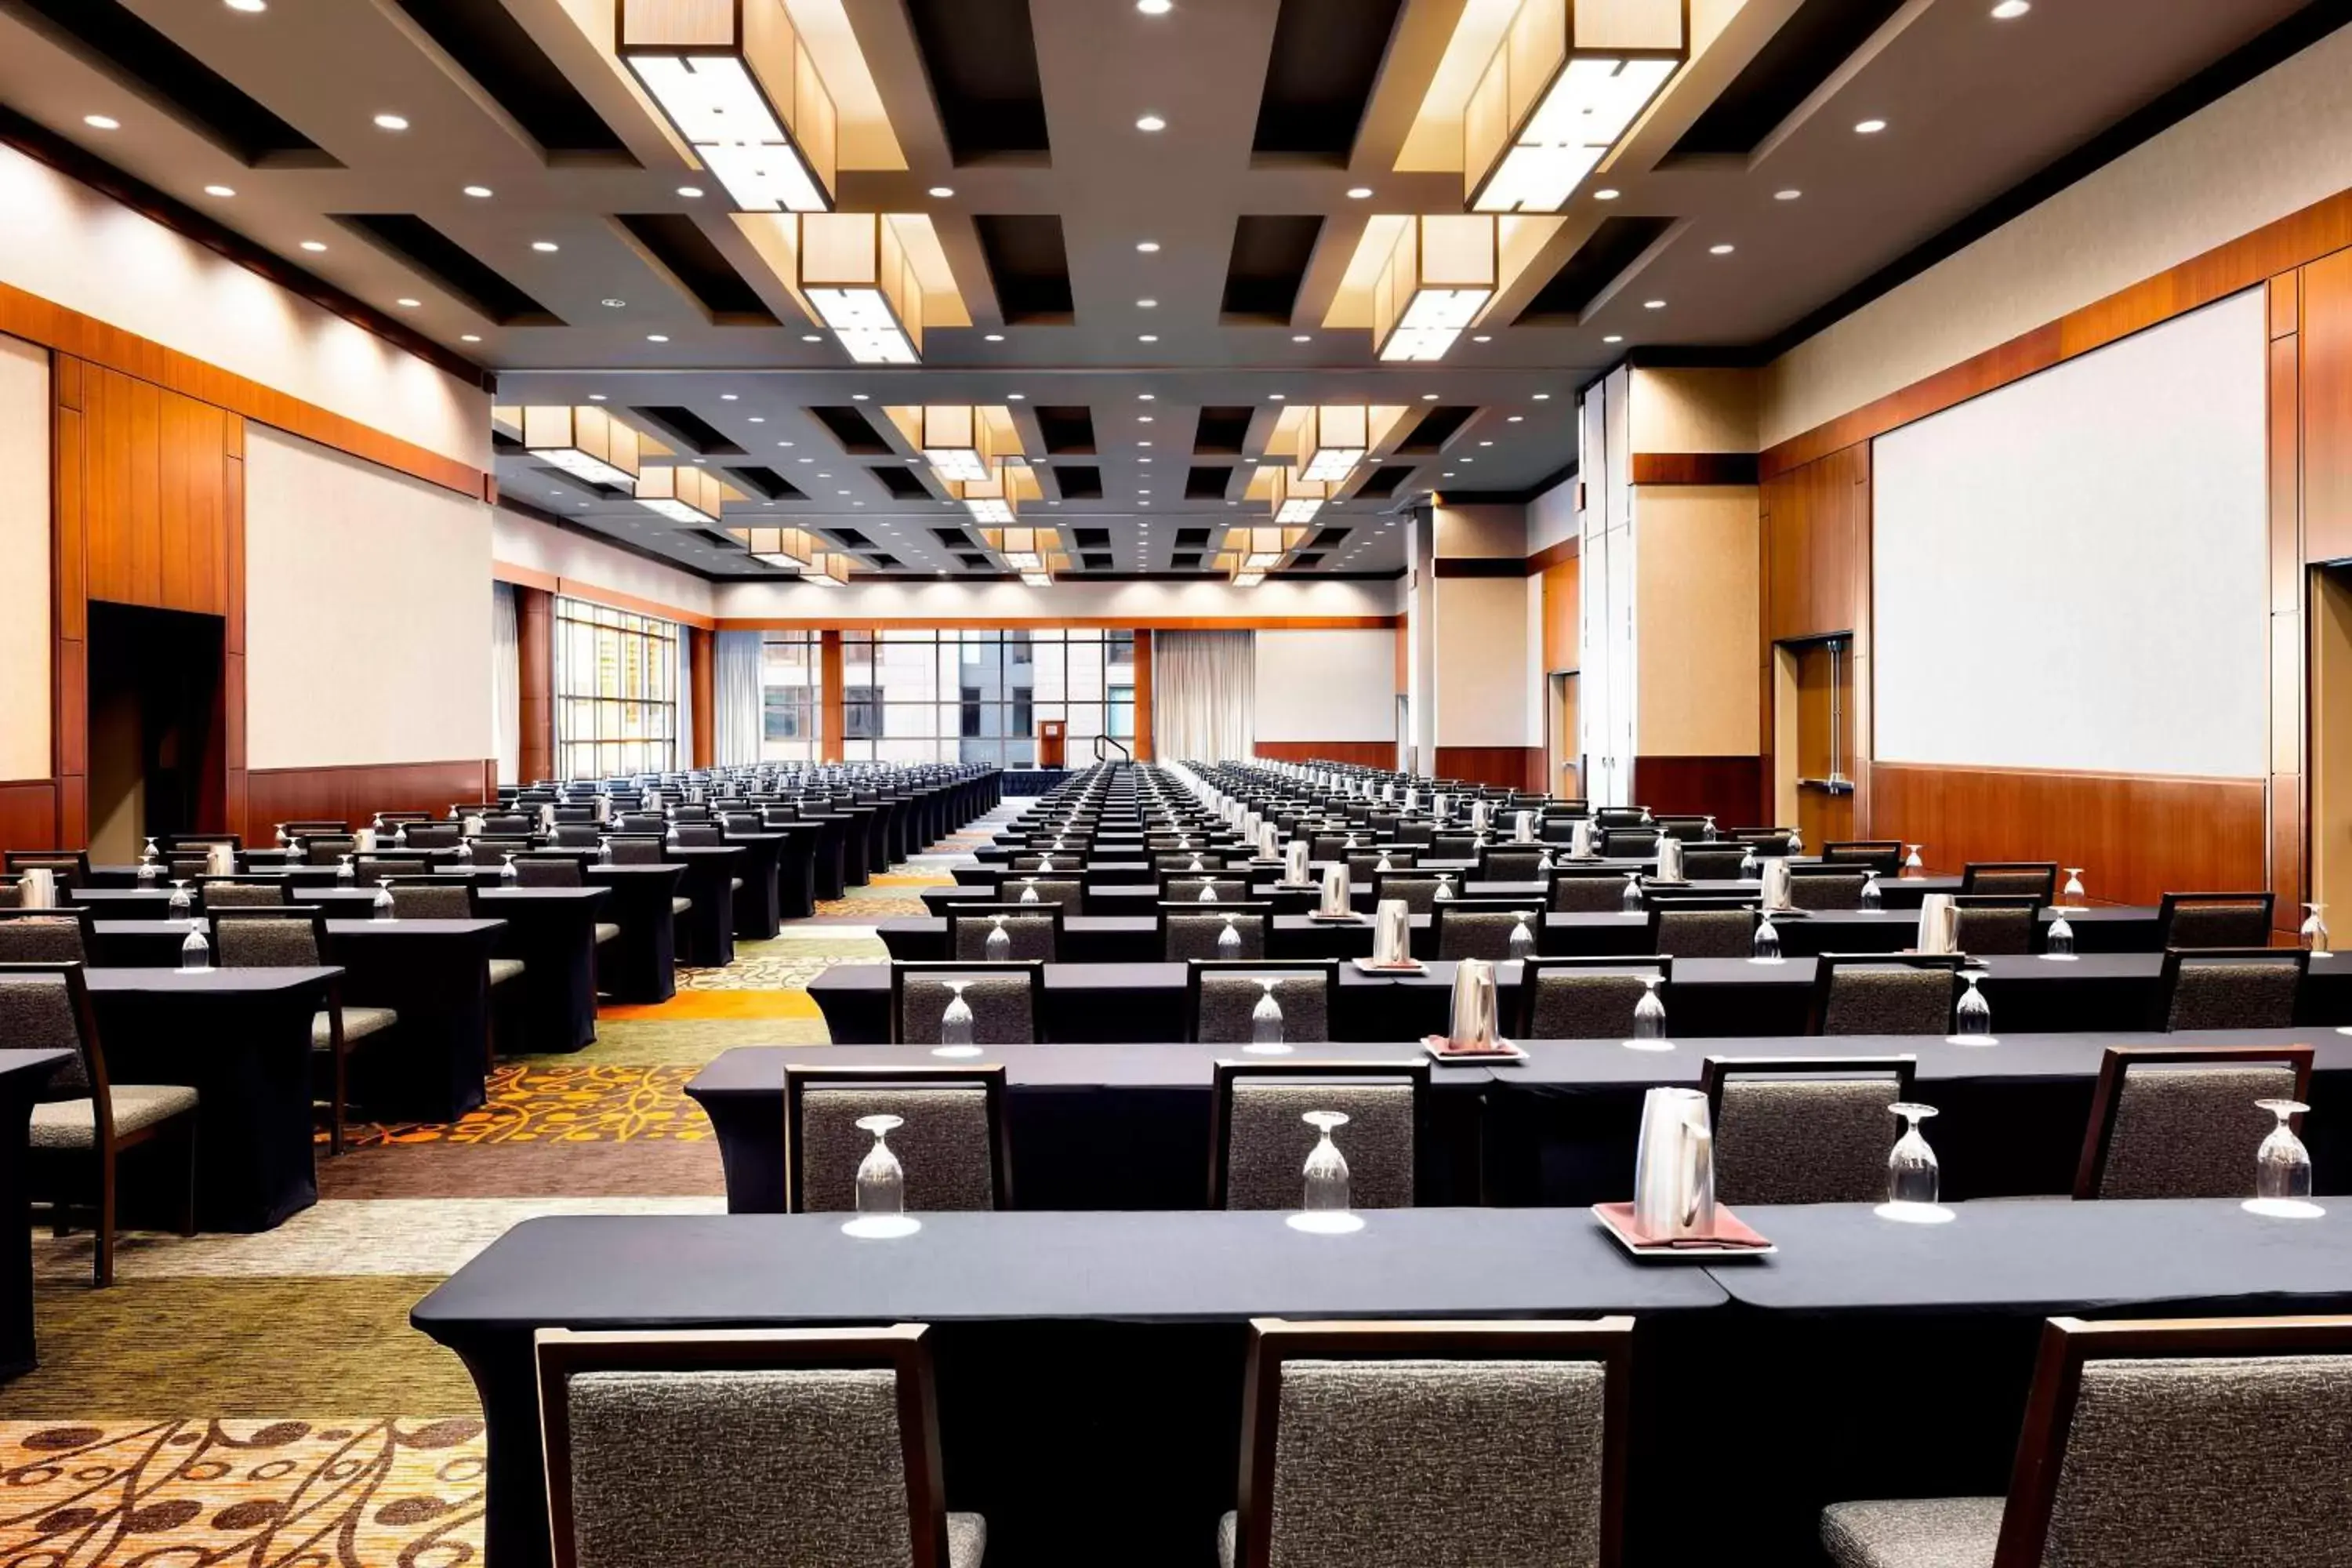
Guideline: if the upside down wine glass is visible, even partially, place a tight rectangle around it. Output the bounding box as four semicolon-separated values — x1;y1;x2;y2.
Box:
1508;913;1537;963
846;1113;920;1238
937;981;982;1058
1752;913;1783;963
1621;872;1645;915
2247;1098;2322;1219
1218;916;1243;958
1950;968;1994;1044
1247;978;1289;1054
374;877;397;921
168;879;194;924
2060;867;2087;907
1287;1111;1364;1234
1860;870;1884;910
1904;844;1925;877
1626;975;1670;1051
1878;1104;1953;1223
985;916;1011;962
2045;913;2077;960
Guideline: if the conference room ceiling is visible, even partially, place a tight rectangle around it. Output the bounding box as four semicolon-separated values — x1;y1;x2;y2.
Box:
0;0;2322;583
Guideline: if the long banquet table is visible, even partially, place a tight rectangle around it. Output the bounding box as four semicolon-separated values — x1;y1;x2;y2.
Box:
688;1027;2352;1213
415;1198;2352;1568
808;953;2352;1044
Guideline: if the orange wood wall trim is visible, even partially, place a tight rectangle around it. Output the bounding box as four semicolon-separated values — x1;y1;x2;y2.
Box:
554;577;716;630
714;615;1403;632
1254;741;1396;768
492;559;561;593
0;280;488;502
1630;452;1761;486
0;781;60;858
1525;536;1581;575
1762;186;2352;478
241;759;499;845
1434;745;1544;792
1541;557;1580;673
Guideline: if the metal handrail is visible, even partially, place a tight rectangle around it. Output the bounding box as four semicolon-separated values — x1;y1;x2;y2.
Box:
1094;734;1131;763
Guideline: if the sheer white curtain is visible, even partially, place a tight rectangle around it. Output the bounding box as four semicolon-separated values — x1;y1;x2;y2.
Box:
490;582;521;785
1153;630;1255;761
713;630;764;765
676;633;694;770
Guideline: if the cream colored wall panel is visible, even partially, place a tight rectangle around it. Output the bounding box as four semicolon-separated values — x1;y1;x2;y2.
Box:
1633;485;1760;755
0;146;487;467
492;508;717;619
1528;471;1578;554
1433;503;1528;559
245;427;493;770
1631;368;1758;453
1762;24;2352;448
1254;630;1396;742
1436;575;1534;746
0;333;49;780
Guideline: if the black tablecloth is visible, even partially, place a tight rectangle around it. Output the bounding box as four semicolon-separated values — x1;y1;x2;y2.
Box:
582;866;683;1004
0;1050;70;1379
85;967;335;1229
413;1208;1724;1568
476;887;607;1054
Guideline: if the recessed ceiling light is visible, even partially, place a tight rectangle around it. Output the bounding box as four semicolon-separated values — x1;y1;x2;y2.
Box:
749;416;764;423
1139;441;1152;447
720;393;738;401
226;0;267;11
602;298;626;308
1479;441;1493;447
647;333;669;343
1138;0;1171;13
373;113;409;132
1139;457;1152;464
803;334;823;343
1534;393;1552;401
798;458;813;463
396;297;421;308
301;240;327;252
818;473;830;478
1008;393;1025;400
1269;393;1286;401
1137;241;1160;253
589;394;607;401
838;490;851;495
1991;0;2031;15
1346;187;1373;200
1138;333;1157;343
83;114;120;130
461;333;481;343
1138;415;1154;423
1643;299;1665;310
532;241;560;252
677;186;704;198
985;332;1004;342
852;393;869;401
464;185;492;198
1471;334;1491;343
1855;118;1887;134
1603;334;1624;343
1136;114;1166;132
1139;393;1155;401
204;184;235;198
1137;298;1157;308
1507;415;1523;423
1593;187;1620;201
1709;243;1735;256
1775;188;1802;201
1443;472;1455;479
1421;393;1438;401
927;186;955;198
1292;334;1312;343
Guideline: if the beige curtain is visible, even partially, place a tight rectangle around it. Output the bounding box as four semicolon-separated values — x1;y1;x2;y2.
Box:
1153;630;1254;761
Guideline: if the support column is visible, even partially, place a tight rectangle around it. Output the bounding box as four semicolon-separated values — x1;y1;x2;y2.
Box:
688;626;715;769
820;630;845;763
517;586;554;784
1132;629;1153;760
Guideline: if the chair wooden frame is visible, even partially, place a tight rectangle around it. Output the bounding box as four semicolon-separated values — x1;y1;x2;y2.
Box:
1961;861;2060;902
1698;1054;1918;1127
886;960;1046;1046
1184;959;1340;1044
1210;1056;1431;1208
783;1062;1012;1213
1156;902;1273;961
944;902;1069;962
3;849;92;887
1822;840;1904;873
1517;956;1674;1037
1991;1314;2352;1566
5;961;197;1286
206;906;357;1156
2073;1041;2314;1199
2154;891;2278;949
2151;946;2308;1031
535;1324;956;1568
1234;1316;1633;1568
1806;952;1963;1035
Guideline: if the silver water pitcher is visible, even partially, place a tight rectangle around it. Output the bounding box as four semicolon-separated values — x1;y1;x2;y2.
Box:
1657;837;1685;883
1448;957;1501;1048
1570;819;1595;858
1372;898;1411;965
1284;840;1312;884
1319;864;1352;919
1762;858;1793;912
1514;810;1536;843
1916;894;1959;955
1633;1087;1717;1240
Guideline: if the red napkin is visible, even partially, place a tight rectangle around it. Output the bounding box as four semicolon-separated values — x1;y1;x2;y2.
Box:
1595;1201;1773;1250
1422;1033;1514;1058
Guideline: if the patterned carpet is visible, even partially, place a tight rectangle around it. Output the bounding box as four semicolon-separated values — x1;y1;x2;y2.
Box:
0;812;997;1564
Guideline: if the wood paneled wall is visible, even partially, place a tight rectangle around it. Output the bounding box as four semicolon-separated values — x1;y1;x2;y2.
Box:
516;586;554;786
1435;746;1543;791
1255;741;1396;768
51;354;249;848
1632;756;1764;822
244;759;498;842
0;781;59;856
1541;555;1579;673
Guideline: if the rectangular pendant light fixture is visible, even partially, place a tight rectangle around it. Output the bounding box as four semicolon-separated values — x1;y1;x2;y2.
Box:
1372;215;1497;363
981;525;1065;586
732;524;821;568
1263;463;1329;525
1221;524;1308;586
802;551;854;587
616;0;837;213
523;405;641;487
955;465;1017;525
1297;405;1370;484
920;405;995;484
1465;0;1686;213
634;464;728;526
800;212;923;364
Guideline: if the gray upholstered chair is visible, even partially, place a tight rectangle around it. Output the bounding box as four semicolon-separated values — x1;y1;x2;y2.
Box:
1703;1054;1917;1205
1221;1317;1630;1568
786;1063;1009;1212
604;837;666;865
1187;961;1336;1045
354;856;431;883
537;1324;985;1568
1344;849;1414;880
1371;872;1457;915
6;962;197;1287
1600;827;1659;858
1811;955;1961;1036
670;824;724;849
1820;1314;2352;1568
1653;814;1711;841
2155;947;2305;1031
517;858;583;887
209;909;395;1156
1727;828;1795;856
303;837;358;865
1162;906;1269;961
1823;840;1904;874
1551;871;1628;913
552;824;603;847
1961;861;2058;902
400;823;463;849
1650;905;1755;959
994;876;1083;911
948;906;1062;962
1213;1058;1427;1210
387;883;474;919
2075;1044;2313;1200
199;881;286;908
0;911;96;964
1394;820;1438;847
2155;891;2276;949
1307;832;1356;862
1954;895;2039;956
889;962;1042;1047
1519;956;1670;1040
1678;844;1751;881
1165;874;1250;905
1479;844;1552;881
1428;832;1480;860
479;815;532;835
1432;905;1540;960
0;881;20;908
1788;869;1868;911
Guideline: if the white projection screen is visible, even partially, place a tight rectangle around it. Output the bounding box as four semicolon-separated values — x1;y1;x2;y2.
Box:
1871;289;2268;779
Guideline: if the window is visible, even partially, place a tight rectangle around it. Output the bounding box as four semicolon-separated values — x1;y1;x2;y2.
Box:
760;629;1140;767
760;631;819;763
554;597;680;779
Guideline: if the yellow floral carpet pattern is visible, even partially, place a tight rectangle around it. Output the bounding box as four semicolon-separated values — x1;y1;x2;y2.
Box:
0;1417;485;1568
342;1063;710;1148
